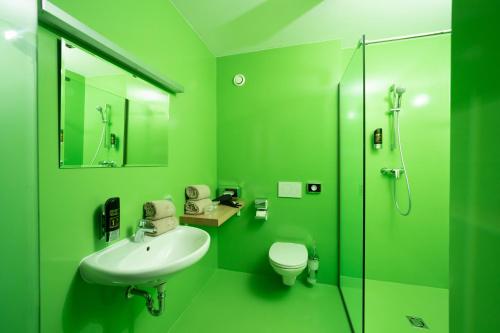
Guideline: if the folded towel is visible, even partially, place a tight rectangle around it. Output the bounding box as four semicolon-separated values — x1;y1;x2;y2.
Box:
185;185;211;200
143;200;176;220
145;216;179;236
184;198;213;215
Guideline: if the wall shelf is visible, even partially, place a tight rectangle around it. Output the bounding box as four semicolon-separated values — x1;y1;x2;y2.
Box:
180;201;245;227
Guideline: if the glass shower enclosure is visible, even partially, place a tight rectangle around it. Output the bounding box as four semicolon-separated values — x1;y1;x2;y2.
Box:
339;36;365;333
338;33;450;333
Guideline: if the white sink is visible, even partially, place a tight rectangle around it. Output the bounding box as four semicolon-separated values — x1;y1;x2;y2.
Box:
79;226;210;287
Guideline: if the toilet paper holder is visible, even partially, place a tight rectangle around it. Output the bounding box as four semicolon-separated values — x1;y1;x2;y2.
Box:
255;199;268;221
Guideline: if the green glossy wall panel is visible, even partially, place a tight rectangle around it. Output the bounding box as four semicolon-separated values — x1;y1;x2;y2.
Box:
63;71;85;165
365;35;450;288
217;41;341;284
38;0;217;331
0;1;39;332
125;100;169;166
450;0;500;331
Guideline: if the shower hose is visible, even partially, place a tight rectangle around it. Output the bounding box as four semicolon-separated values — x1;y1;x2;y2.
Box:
90;124;106;166
393;110;412;216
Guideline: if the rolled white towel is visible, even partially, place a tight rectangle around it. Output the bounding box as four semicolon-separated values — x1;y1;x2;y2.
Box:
184;198;213;215
143;200;176;220
185;185;211;200
145;216;179;236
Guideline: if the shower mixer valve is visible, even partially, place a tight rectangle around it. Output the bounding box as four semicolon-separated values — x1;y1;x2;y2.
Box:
381;167;405;179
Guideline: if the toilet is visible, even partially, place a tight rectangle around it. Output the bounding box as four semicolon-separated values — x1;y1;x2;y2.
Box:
269;242;308;286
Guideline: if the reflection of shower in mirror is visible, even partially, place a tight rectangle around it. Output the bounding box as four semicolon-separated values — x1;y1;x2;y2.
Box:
59;38;171;168
90;104;111;166
96;105;108;124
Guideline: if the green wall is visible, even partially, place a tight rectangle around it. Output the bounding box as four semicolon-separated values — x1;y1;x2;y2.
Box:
451;0;500;331
62;71;86;165
126;100;170;166
365;35;450;288
0;0;39;332
217;41;342;284
38;0;217;332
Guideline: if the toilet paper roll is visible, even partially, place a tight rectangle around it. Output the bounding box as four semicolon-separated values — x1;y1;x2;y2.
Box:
256;210;268;221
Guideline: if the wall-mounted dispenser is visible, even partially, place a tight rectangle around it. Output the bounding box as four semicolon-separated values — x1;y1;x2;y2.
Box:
218;185;241;199
110;133;117;148
255;199;268;221
101;197;120;242
374;128;383;149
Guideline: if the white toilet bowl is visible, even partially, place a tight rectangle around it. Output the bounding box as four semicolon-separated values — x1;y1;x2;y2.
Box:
269;242;308;286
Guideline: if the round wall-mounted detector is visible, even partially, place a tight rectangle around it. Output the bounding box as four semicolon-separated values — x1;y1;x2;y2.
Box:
233;74;246;86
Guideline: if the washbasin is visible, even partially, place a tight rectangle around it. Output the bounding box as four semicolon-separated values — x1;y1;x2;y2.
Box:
79;226;210;287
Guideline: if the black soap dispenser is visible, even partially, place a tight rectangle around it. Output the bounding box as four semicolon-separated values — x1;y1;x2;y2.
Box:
374;128;383;149
102;197;120;242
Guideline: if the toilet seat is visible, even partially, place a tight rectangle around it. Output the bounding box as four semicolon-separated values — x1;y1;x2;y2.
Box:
269;242;308;269
269;259;307;269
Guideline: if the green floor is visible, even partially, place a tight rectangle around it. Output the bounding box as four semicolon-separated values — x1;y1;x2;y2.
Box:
340;276;363;333
169;269;352;333
365;279;449;333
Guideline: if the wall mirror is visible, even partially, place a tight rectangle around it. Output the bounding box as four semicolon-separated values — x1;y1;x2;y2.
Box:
59;39;170;168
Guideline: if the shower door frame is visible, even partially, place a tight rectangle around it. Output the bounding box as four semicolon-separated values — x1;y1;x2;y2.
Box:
338;35;366;333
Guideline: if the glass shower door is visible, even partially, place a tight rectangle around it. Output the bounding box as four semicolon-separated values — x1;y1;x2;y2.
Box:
339;37;365;333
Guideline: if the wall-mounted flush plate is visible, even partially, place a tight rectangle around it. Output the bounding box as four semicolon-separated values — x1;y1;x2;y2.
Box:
306;183;321;194
278;182;302;198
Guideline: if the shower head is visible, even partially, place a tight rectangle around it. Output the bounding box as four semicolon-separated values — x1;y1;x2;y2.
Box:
395;86;406;96
96;106;107;123
391;85;406;109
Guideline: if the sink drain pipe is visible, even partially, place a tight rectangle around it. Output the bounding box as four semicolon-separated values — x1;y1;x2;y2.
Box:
126;283;166;316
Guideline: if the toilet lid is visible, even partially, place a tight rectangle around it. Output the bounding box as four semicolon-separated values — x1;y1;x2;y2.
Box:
269;242;308;268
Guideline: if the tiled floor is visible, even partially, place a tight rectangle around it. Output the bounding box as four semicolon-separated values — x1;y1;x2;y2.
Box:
169;269;351;333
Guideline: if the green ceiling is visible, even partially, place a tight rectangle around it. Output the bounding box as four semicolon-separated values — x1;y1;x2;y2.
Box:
170;0;451;56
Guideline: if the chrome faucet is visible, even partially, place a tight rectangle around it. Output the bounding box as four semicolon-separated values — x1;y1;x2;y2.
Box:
134;219;156;242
